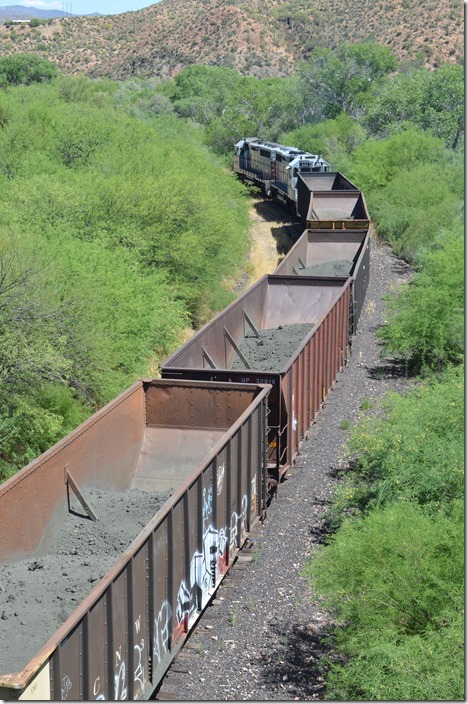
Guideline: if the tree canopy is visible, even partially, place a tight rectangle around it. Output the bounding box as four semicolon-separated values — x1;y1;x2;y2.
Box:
0;54;58;86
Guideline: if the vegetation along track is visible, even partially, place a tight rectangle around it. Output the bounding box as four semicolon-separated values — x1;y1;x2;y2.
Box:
155;229;413;701
233;196;304;294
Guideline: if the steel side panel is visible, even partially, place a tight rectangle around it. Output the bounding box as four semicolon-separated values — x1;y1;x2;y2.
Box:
161;277;345;369
215;444;229;577
351;233;371;332
185;482;201;626
0;385;146;562
320;315;326;403
226;435;236;565
161;279;268;369
162;280;350;474
51;624;82;700
263;280;343;328
85;599;108;701
333;304;339;376
144;383;255;430
329;314;335;388
274;229;367;276
2;382;270;700
170;502;186;648
110;572;129;701
150;524;171;686
240;423;249;540
309;193;361;220
130;547;150;700
313;330;320;420
131;427;226;493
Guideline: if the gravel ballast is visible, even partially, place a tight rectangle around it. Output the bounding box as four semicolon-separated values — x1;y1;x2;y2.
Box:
158;237;412;700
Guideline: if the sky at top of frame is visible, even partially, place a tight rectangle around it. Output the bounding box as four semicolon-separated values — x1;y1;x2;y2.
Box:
9;0;159;16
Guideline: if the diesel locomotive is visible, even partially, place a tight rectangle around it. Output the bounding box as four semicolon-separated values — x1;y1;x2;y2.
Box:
233;138;330;207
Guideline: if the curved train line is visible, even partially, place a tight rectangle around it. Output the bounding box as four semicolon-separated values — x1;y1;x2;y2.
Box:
0;139;371;701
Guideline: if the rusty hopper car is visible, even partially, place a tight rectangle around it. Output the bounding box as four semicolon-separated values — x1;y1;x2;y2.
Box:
0;379;270;701
233;138;330;208
161;275;351;483
295;171;362;224
274;229;371;334
305;191;369;230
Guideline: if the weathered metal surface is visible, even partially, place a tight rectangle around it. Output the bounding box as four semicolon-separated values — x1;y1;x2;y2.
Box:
294;170;370;228
161;275;351;480
296;172;360;222
0;382;146;563
0;379;270;700
306;191;369;228
274;229;370;334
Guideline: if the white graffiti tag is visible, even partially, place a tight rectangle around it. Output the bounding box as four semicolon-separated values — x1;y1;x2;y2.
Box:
153;600;171;665
114;647;127;701
133;639;145;694
229;494;248;553
61;675;72;700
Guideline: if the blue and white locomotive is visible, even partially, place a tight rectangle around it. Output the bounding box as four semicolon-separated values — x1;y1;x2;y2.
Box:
233;138;330;209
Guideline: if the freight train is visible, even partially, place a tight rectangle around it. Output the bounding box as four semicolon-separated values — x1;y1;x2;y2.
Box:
0;140;370;701
233;138;370;230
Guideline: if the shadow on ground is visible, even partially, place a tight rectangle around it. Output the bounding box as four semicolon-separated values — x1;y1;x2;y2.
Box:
258;621;332;699
253;199;305;259
367;359;411;380
253;199;298;224
271;225;303;258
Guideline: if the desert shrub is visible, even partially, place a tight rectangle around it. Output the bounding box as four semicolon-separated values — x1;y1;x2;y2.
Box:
281;113;367;163
342;127;446;193
379;230;464;370
364;64;464;149
305;500;464;700
0;53;58;86
0;83;250;327
370;161;460;261
0;78;252;477
298;43;397;122
331;366;464;520
0;384;89;482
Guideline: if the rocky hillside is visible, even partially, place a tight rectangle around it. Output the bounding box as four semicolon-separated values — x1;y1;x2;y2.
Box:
0;0;462;79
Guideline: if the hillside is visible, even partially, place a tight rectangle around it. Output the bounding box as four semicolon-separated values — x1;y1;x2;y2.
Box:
0;0;463;79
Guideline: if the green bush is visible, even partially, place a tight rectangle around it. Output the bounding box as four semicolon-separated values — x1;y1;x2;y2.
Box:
305;501;464;700
336;366;464;516
0;384;89;482
379;230;464;370
0;53;58;86
0;83;250;327
370;164;460;262
0;78;252;477
281;113;367;164
343;127;446;193
364;64;464;149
